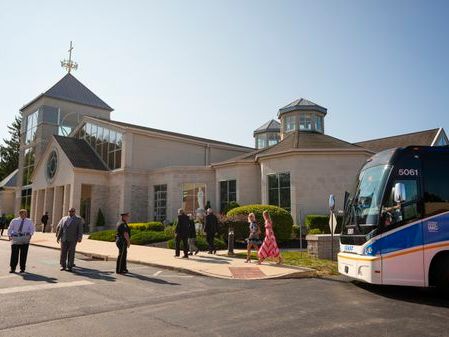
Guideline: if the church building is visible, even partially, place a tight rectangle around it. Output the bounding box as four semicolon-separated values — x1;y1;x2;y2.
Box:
1;68;447;231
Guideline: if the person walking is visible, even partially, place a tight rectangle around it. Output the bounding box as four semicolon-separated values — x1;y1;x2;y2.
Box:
257;211;283;265
41;212;49;233
204;208;218;254
0;213;7;236
56;208;84;272
8;209;35;273
175;209;189;258
245;213;261;263
187;213;199;255
116;212;131;274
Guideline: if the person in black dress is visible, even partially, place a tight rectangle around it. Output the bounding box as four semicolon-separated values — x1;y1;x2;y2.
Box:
175;209;189;258
41;212;49;233
116;212;131;274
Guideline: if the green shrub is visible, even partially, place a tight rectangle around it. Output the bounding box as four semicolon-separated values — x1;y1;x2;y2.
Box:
164;225;176;238
308;228;323;235
88;230;116;242
167;235;226;251
130;230;173;245
96;208;106;227
304;215;343;234
292;224;301;239
128;222;164;231
222;201;240;214
226;204;293;242
3;214;14;227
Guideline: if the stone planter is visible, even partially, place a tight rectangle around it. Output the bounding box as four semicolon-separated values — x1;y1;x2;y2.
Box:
306;234;340;260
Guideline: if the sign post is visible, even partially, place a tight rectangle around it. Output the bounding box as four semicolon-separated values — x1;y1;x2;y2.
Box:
329;194;336;261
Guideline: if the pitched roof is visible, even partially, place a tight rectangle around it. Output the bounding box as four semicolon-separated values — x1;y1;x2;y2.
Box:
53;136;109;171
214;131;368;166
257;130;365;158
355;128;440;153
86;117;254;150
278;98;327;117
253;119;281;136
21;73;113;112
0;169;17;189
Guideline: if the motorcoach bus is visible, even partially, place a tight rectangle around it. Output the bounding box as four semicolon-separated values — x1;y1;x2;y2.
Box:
338;146;449;288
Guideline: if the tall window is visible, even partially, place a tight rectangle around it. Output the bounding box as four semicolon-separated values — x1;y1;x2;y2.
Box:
267;133;280;146
220;180;237;212
25;111;39;144
182;183;206;214
22;147;35;186
76;122;123;170
21;188;32;213
256;135;266;149
268;172;291;212
284;115;296;132
154;184;167;221
315;115;323;132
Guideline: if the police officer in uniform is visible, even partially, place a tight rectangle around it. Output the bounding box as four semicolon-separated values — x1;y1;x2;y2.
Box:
116;212;131;274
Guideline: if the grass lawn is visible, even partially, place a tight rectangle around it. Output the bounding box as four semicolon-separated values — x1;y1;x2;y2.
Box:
234;251;338;276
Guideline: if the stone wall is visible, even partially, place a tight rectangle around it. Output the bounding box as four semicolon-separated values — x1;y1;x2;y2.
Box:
306;234;340;260
130;184;149;222
105;185;121;227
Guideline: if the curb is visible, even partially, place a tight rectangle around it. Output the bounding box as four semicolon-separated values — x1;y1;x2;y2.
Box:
0;237;317;280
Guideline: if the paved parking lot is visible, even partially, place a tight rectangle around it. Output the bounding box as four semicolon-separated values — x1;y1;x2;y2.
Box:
1;240;448;337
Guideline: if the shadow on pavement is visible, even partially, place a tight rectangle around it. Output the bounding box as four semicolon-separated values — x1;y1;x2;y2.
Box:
194;256;231;264
123;272;180;285
71;267;117;282
354;281;449;308
20;272;58;283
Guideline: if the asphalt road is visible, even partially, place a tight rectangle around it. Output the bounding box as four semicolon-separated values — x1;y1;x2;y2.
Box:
0;240;449;337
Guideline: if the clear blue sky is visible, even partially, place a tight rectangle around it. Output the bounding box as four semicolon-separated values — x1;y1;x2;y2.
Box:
1;0;448;147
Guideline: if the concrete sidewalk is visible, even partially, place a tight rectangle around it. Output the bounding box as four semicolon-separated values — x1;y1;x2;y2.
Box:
0;233;315;280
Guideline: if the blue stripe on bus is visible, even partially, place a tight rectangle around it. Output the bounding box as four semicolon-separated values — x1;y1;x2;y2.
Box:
363;212;449;256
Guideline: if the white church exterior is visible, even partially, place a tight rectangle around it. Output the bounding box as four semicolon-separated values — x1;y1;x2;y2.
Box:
0;73;447;231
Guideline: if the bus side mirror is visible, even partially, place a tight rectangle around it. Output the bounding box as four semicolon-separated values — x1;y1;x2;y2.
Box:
394;182;406;203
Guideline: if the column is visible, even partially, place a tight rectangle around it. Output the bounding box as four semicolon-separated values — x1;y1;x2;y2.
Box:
63;184;71;214
31;190;38;224
44;188;54;231
52;186;64;229
69;181;81;211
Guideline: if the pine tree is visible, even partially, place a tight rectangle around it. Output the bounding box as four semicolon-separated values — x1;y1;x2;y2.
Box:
0;116;21;181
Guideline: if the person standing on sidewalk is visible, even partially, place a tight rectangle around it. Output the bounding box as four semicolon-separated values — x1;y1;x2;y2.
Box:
8;209;35;273
257;211;283;265
41;212;49;233
56;208;84;272
0;213;7;236
116;212;131;274
175;209;189;258
187;213;199;255
245;213;261;263
204;208;218;254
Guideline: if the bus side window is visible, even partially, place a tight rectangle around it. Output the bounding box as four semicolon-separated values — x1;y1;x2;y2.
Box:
423;154;449;217
382;180;418;226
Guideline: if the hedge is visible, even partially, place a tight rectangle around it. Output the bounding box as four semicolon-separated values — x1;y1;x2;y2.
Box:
130;230;173;245
167;235;226;251
304;215;343;234
128;222;164;231
226;204;293;242
88;230;116;242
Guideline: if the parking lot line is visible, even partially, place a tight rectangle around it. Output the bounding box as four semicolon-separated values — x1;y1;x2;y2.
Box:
0;280;94;295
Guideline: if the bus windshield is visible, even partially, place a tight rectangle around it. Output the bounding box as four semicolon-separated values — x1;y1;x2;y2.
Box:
347;165;391;228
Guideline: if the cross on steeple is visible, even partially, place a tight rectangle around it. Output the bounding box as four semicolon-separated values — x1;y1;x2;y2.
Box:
60;41;78;73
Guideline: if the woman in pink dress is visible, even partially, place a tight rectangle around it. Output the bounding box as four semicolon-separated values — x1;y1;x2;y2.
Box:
257;211;283;265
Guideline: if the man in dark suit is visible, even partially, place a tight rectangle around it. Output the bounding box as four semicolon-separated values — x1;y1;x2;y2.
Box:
41;212;49;233
205;208;218;254
175;209;190;258
56;208;84;272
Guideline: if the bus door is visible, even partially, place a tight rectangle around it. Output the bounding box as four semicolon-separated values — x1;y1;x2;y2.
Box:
380;177;425;286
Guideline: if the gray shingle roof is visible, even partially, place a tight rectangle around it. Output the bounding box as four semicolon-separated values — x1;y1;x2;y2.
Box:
87;117;255;150
355;129;440;153
253;119;281;136
21;73;113;112
278;98;327;117
54;136;109;171
0;169;17;189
